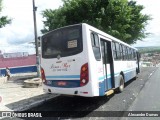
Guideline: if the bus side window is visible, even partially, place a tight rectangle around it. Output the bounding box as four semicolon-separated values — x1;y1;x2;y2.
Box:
131;49;134;60
100;40;109;64
101;41;105;64
133;50;137;60
127;48;130;60
91;33;101;61
128;47;131;60
115;42;121;60
122;45;126;60
112;41;117;60
129;48;132;60
119;44;123;60
125;47;128;60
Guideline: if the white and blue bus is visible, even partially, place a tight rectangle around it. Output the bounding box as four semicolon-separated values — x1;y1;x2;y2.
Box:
41;23;140;97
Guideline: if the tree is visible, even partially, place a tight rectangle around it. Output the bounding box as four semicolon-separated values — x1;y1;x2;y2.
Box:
0;0;11;28
41;0;151;44
41;9;66;33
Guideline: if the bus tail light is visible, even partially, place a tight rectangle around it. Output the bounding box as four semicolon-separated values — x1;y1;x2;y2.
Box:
41;67;46;83
80;63;89;86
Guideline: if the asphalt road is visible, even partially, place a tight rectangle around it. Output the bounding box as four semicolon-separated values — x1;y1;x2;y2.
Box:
121;66;160;120
1;67;158;120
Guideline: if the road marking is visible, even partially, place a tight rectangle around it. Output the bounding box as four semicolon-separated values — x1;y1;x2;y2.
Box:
148;73;153;78
148;70;156;79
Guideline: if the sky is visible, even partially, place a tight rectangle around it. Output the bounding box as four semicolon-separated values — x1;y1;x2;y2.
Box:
0;0;160;54
0;0;63;54
132;0;160;47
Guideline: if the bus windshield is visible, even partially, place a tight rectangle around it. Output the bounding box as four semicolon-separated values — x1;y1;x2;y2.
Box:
42;25;82;58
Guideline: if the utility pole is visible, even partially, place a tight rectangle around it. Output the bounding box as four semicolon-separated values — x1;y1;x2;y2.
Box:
32;0;40;77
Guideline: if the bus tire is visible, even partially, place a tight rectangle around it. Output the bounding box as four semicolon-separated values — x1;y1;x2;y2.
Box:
118;75;124;93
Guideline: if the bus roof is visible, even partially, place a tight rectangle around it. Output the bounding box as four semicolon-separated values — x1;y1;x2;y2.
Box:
82;23;137;50
42;23;137;51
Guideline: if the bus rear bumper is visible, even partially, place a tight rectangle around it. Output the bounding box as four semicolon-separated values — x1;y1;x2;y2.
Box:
43;84;95;97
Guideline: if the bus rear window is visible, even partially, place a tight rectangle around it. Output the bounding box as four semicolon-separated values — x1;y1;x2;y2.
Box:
42;25;83;58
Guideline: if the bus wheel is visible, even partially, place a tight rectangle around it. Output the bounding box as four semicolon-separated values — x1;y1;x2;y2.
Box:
118;75;124;93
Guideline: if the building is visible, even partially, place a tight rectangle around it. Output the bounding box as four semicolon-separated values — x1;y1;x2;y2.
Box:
0;51;37;76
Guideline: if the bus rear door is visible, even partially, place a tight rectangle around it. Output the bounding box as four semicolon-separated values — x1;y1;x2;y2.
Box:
100;38;115;95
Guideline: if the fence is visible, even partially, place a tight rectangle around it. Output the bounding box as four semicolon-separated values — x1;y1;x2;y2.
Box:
0;65;37;76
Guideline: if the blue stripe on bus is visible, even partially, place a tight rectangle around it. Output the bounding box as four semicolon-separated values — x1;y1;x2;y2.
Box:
124;68;136;73
98;76;105;80
46;75;80;79
99;81;105;96
98;68;136;80
107;77;112;89
99;68;136;96
44;80;80;88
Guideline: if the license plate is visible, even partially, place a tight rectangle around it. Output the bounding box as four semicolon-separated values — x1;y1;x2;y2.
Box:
58;81;66;86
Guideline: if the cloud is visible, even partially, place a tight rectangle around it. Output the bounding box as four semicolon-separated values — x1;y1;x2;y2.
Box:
0;0;160;55
133;0;160;47
0;24;34;45
0;0;63;54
